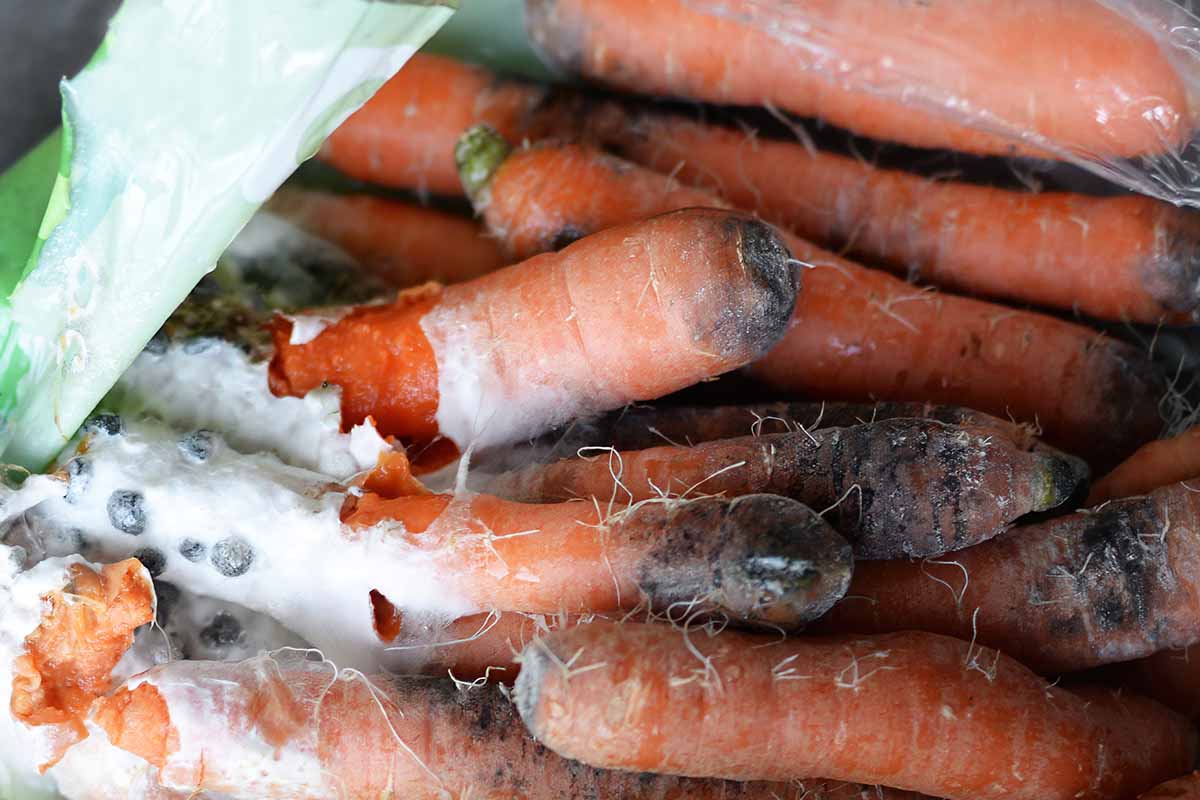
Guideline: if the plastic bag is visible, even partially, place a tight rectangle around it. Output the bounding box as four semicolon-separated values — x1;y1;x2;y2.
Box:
682;0;1200;207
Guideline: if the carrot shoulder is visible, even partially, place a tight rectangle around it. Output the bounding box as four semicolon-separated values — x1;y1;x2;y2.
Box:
267;187;507;287
1089;424;1200;505
526;0;1192;159
814;480;1200;673
606;111;1200;325
515;623;1197;800
484;417;1087;559
269;208;797;452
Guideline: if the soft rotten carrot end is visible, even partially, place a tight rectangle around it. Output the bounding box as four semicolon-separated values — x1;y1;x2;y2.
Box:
455;124;513;202
1146;210;1200;322
1034;447;1091;512
631;494;851;628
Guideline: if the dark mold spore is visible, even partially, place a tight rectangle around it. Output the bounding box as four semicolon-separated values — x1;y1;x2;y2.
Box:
199;612;245;650
153;580;181;626
178;538;207;563
178;430;218;462
83;413;124;437
65;458;92;504
211;537;255;577
107;490;147;535
133;547;167;578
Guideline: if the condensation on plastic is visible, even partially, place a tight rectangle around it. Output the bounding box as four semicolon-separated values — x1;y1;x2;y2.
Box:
682;0;1200;207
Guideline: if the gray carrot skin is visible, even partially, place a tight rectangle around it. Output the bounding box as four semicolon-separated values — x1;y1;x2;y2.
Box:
815;480;1200;673
532;400;1042;456
485;418;1088;560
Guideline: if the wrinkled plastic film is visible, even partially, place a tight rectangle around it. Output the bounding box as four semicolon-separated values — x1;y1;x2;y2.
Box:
684;0;1200;206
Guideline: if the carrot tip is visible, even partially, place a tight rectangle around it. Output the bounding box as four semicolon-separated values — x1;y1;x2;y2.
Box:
456;124;512;201
716;215;798;360
1034;448;1091;512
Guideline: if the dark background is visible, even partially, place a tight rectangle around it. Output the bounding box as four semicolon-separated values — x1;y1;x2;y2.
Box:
0;0;121;170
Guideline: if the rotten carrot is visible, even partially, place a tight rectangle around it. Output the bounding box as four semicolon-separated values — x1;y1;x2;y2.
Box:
1089;424;1200;505
459;129;1165;466
515;623;1197;800
83;653;806;798
268;208;797;454
537;400;1042;455
483;417;1088;559
814;479;1200;674
347;491;852;630
320;53;557;197
603;110;1200;324
525;0;1193;160
267;186;507;287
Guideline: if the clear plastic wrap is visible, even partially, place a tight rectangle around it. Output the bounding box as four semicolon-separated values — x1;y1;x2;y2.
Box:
681;0;1200;206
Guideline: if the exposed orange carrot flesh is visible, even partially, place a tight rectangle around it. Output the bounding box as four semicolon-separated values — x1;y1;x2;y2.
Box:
11;558;154;768
92;683;176;769
610;112;1200;324
268;284;442;443
358;447;432;499
515;623;1198;800
1089;425;1200;505
268;187;508;287
321;53;549;196
527;0;1192;160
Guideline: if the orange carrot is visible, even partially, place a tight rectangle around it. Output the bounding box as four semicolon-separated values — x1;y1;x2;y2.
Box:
1089;424;1200;505
10;558;154;769
814;479;1200;673
321;53;556;197
525;0;1193;160
515;623;1198;800
1113;645;1200;721
1140;772;1200;799
484;417;1088;559
345;490;852;629
457;132;722;262
460;129;1165;466
538;400;1042;455
86;654;803;799
604;110;1200;324
267;187;507;287
268;208;797;455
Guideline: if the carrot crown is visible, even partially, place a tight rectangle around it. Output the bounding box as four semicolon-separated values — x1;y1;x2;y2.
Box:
455;124;512;201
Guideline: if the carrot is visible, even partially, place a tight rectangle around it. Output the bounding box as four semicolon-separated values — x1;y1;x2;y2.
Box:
268;208;798;454
514;623;1198;800
538;400;1042;455
1108;645;1200;721
524;0;1193;160
603;110;1200;325
346;491;852;630
757;239;1166;468
320;53;556;197
1141;772;1200;799
85;654;803;799
456;132;722;262
483;417;1088;559
814;479;1200;673
266;187;507;287
460;129;1165;466
1089;424;1200;505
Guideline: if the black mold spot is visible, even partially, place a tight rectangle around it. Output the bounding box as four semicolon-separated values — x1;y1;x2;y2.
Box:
154;580;181;626
133;547;167;578
199;612;244;650
211;537;254;577
143;331;168;356
107;490;147;535
178;430;218;463
550;225;585;251
178;538;207;563
83;413;124;437
65;458;92;505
